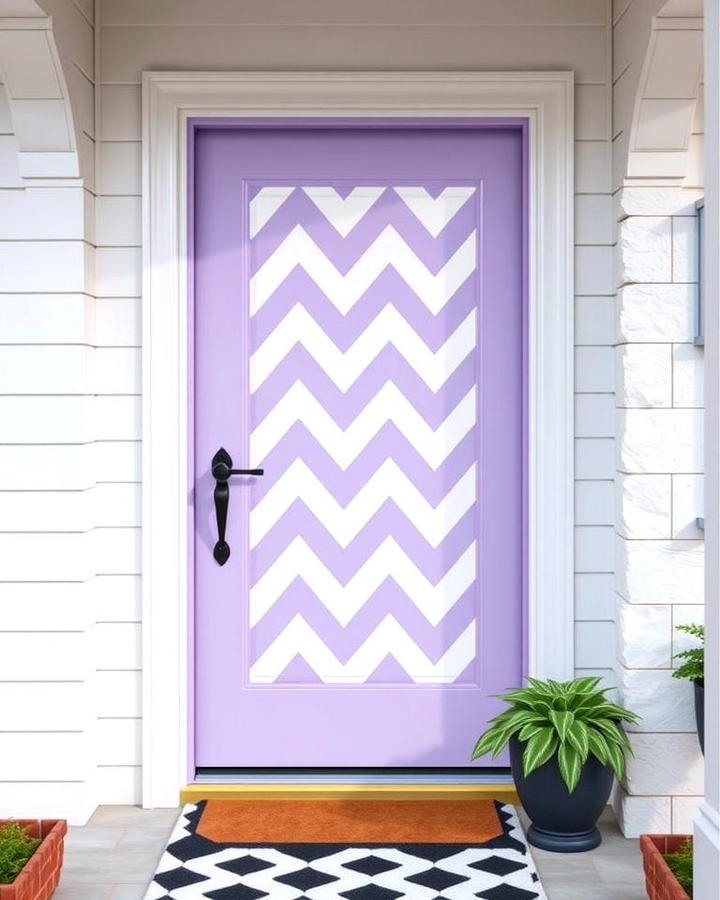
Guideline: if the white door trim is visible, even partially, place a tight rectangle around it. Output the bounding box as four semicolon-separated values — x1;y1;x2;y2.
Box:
141;70;575;808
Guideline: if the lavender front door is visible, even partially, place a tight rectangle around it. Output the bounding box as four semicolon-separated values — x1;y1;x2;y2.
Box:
192;122;526;769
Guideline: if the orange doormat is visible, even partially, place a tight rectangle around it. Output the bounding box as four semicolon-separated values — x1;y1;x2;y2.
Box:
195;798;504;844
146;801;545;897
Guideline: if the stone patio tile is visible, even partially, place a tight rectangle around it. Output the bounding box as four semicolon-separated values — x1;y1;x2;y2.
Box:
548;885;647;900
88;805;180;828
60;850;164;883
115;827;170;852
109;887;148;899
54;885;112;899
592;850;648;884
65;825;126;850
531;854;603;885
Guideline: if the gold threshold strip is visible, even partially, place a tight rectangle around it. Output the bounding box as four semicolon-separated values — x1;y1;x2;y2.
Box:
181;783;519;804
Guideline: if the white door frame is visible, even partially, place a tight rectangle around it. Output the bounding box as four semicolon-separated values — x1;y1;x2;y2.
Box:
141;70;575;808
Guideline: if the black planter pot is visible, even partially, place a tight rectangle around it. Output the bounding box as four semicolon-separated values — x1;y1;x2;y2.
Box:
509;734;614;853
694;679;704;754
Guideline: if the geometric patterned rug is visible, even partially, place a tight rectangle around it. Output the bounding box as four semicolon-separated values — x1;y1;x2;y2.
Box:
144;801;546;899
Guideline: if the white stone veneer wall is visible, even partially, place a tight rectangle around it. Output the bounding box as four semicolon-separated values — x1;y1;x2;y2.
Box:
614;186;705;836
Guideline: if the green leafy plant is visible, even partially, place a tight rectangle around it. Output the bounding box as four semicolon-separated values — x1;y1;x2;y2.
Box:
664;837;693;896
471;676;640;793
672;623;704;685
0;821;41;884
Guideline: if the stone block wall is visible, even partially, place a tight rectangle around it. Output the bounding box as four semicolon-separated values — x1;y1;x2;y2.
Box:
614;187;705;836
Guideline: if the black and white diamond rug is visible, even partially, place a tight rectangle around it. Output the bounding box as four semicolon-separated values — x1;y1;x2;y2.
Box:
145;801;546;899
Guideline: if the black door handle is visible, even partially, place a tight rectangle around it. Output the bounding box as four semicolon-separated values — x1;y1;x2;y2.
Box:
211;447;263;565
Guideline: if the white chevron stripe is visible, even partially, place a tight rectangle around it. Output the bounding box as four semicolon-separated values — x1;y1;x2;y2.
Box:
251;382;476;469
250;537;476;627
302;186;385;236
250;304;476;393
249;186;295;238
312;848;439;897
250;459;476;549
394;186;476;237
250;614;476;684
177;847;304;900
250;225;476;315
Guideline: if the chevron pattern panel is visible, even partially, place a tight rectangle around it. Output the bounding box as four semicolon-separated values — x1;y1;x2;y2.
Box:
247;184;479;686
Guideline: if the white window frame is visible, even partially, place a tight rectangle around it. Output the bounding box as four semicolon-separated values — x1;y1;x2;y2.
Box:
141;71;575;807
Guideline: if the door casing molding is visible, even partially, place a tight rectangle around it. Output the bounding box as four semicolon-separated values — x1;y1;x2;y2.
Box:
141;70;575;808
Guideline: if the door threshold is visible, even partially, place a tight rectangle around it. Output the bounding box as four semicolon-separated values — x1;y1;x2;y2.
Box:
181;774;518;804
193;770;513;784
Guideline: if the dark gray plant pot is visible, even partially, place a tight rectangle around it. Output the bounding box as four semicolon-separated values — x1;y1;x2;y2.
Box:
694;679;704;754
509;734;614;853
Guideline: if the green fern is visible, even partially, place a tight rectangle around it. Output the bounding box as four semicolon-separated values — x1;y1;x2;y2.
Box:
0;821;41;884
664;837;693;895
471;676;640;793
672;624;704;685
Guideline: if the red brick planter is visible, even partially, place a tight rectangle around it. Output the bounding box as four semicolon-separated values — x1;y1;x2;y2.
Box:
0;820;66;900
640;834;691;900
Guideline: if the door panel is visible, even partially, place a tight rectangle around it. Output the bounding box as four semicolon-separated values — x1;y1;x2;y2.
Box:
193;125;525;768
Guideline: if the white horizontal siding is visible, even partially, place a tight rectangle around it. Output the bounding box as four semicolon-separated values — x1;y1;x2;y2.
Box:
0;396;141;442
0;683;88;730
0;633;89;681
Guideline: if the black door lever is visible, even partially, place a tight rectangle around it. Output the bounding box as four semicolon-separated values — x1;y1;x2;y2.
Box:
211;447;264;565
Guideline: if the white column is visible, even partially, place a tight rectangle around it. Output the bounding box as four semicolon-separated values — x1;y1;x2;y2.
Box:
695;0;720;895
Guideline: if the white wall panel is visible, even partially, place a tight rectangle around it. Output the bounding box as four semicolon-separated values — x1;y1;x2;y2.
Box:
0;396;140;442
96;196;142;246
0;346;89;394
94;671;141;717
96;766;141;805
97;142;141;194
0;733;89;781
575;525;615;571
0;187;84;239
576;394;616;437
575;194;614;244
95;247;142;297
95;298;141;346
575;346;616;392
575;480;615;524
0;683;87;730
576;297;616;345
94;574;141;622
100;25;608;85
98;85;141;140
102;0;608;27
575;572;615;619
575;620;616;667
94;622;142;669
96;718;141;766
0;633;88;680
93;348;141;393
0;582;89;630
575;437;616;478
0;294;91;344
576;141;613;192
0;444;91;490
92;441;141;482
0;241;88;292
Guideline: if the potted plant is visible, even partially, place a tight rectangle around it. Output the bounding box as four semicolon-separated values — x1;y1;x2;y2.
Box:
672;622;704;753
0;819;66;899
472;676;639;852
640;834;692;899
